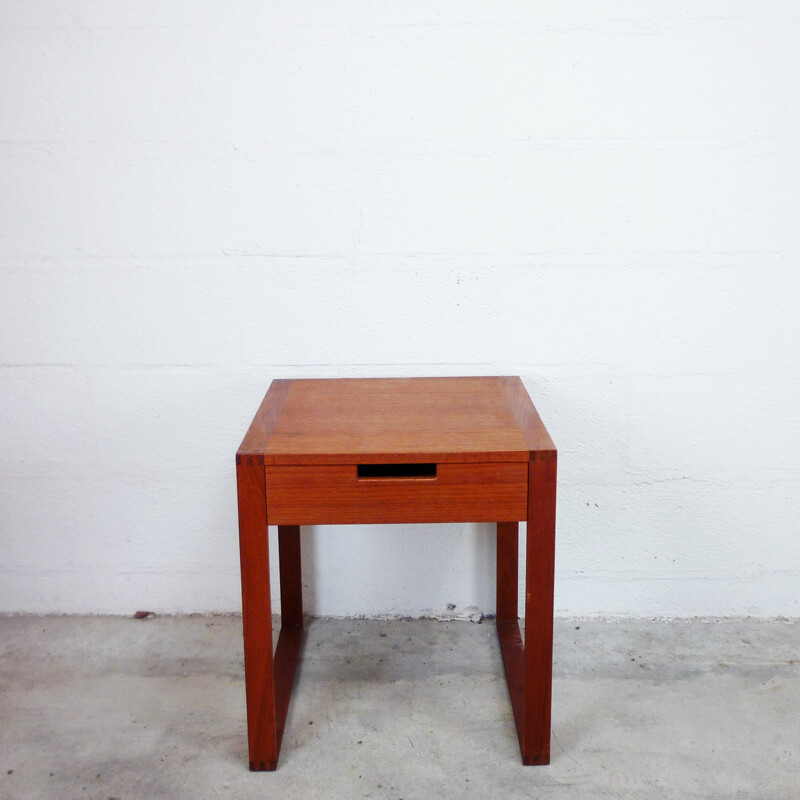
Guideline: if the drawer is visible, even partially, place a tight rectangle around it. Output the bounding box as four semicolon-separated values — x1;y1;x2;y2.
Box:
265;461;528;525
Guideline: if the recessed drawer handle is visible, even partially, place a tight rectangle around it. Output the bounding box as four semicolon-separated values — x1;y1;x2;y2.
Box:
357;463;437;479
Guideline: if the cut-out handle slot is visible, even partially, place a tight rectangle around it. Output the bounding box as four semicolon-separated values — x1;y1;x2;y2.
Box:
357;463;437;479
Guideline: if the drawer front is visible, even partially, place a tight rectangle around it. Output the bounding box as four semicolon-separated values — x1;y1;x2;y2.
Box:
265;462;528;525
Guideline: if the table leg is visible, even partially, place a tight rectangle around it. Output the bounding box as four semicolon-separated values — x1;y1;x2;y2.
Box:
496;520;527;755
273;525;305;757
496;454;557;765
496;521;519;623
522;453;557;765
278;525;303;626
237;456;278;770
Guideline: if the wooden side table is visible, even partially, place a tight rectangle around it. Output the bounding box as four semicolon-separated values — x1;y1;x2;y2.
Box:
236;376;557;770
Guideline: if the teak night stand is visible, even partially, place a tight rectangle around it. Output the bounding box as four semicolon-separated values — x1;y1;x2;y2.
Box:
236;376;557;770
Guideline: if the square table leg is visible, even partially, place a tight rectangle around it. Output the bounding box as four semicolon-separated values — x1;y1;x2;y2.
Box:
237;458;304;771
496;453;557;765
278;525;303;626
237;456;278;770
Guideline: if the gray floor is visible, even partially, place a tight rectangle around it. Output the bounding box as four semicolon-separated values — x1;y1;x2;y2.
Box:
0;616;797;800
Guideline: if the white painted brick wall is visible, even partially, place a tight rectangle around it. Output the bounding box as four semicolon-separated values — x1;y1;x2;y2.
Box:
1;2;798;616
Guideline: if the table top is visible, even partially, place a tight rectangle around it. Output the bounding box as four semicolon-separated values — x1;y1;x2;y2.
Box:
238;376;555;465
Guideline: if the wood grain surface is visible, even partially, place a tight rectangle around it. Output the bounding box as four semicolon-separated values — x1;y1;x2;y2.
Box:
265;462;528;524
238;376;554;465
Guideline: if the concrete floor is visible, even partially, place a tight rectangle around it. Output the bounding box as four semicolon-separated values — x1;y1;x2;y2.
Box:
0;616;797;800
